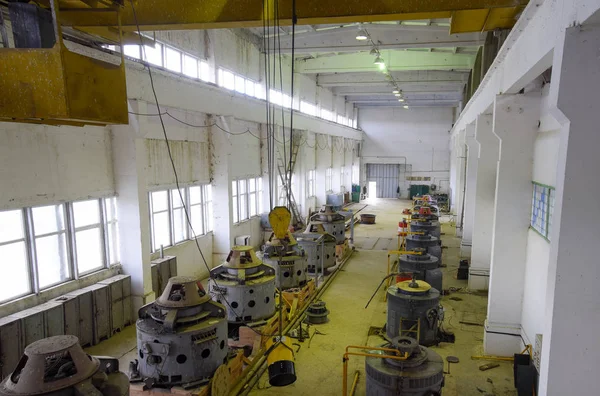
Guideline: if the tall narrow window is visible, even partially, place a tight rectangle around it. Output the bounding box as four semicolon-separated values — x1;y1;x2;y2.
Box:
232;181;239;224
307;170;316;197
123;44;141;59
182;54;198;78
32;204;70;289
150;191;171;251
143;43;163;66
202;184;213;232
300;101;317;116
103;197;120;265
171;189;187;243
352;164;360;185
248;178;257;217
245;80;255;97
165;47;182;73
72;199;104;275
340;166;346;189
189;185;204;236
235;75;246;94
257;177;263;214
239;180;248;221
0;210;30;302
199;60;212;82
326;168;333;192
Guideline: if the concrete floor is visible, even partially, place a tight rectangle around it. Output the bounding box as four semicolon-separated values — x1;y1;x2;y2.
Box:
86;198;516;396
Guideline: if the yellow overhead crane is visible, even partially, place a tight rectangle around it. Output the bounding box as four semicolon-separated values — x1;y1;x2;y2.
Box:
0;0;527;127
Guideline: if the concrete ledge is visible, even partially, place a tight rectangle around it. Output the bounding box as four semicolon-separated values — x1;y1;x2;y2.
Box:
484;320;523;356
468;267;490;290
460;241;472;258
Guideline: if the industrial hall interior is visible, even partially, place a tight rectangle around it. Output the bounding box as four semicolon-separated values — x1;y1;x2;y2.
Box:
0;0;597;395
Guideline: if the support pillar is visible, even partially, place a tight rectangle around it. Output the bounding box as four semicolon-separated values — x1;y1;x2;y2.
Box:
484;94;539;355
460;122;477;257
211;116;234;264
451;128;466;237
111;101;153;310
538;24;600;396
469;114;499;290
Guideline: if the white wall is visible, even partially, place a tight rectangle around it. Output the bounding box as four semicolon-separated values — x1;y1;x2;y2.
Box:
0;123;114;210
359;107;453;195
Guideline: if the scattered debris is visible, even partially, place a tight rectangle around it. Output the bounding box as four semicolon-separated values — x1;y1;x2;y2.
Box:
487;378;493;384
446;356;460;363
460;320;484;326
479;363;500;371
368;326;383;336
477;386;487;393
449;296;463;301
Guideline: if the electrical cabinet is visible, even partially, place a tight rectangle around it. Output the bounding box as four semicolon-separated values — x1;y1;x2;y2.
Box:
0;315;23;379
151;256;177;297
98;274;132;334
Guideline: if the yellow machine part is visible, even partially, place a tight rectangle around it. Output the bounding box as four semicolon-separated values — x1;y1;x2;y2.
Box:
269;207;292;241
265;336;296;387
0;0;128;126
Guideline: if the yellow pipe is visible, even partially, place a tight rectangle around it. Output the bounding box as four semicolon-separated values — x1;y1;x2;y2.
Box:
350;371;359;396
342;346;408;396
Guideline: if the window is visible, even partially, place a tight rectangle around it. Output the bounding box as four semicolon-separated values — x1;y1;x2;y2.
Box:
143;42;163;66
326;168;333;192
0;199;119;300
182;54;198;78
239;180;248;221
189;184;213;236
281;93;292;109
337;115;347;125
321;109;334;122
352;164;360;185
123;44;141;59
340;166;346;189
165;47;182;73
531;182;555;240
300;101;317;117
72;200;104;275
104;197;119;265
245;80;255;97
255;84;267;100
235;75;246;94
233;178;262;224
32;204;70;289
149;184;212;252
218;68;235;90
150;191;171;251
171;189;188;243
0;210;30;302
307;170;316;197
199;60;213;82
269;89;283;106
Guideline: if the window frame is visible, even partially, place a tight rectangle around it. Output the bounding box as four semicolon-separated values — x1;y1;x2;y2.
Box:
0;209;33;302
232;178;262;224
530;182;555;241
71;199;108;277
326;167;333;192
307;170;316;198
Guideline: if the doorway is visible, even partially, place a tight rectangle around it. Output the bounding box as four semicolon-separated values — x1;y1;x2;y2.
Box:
368;181;377;199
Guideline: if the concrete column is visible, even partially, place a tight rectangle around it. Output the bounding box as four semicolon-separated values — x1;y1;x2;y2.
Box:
111;101;153;309
460;123;477;257
484;94;539;356
211;116;234;264
538;24;600;396
452;128;466;237
469;114;499;290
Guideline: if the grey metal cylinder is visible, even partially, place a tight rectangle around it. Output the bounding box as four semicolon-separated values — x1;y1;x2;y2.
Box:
410;220;441;238
262;253;308;290
406;234;442;265
210;246;276;324
136;277;228;387
399;252;443;292
365;338;444;396
308;205;346;244
295;232;337;273
387;281;441;346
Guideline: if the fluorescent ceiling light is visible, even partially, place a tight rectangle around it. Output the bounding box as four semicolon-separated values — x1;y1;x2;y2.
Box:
398;98;405;102
374;55;384;66
403;105;409;109
356;29;368;40
392;90;399;94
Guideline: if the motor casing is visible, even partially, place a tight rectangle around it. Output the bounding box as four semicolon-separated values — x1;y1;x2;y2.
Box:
295;232;337;273
399;250;443;292
406;234;442;265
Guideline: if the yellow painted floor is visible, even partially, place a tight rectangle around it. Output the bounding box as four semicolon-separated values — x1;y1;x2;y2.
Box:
86;198;516;396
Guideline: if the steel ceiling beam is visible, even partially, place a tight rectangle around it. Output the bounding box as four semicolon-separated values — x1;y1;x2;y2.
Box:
264;27;484;54
55;0;527;33
297;51;475;74
318;70;470;87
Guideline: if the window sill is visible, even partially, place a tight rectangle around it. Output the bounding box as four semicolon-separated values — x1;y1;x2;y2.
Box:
0;267;121;318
